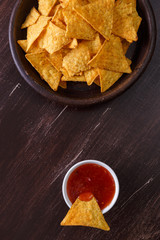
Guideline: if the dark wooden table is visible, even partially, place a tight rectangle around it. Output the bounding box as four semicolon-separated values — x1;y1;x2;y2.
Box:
0;1;160;239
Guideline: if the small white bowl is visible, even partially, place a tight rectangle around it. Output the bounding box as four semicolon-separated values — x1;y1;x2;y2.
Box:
62;160;119;214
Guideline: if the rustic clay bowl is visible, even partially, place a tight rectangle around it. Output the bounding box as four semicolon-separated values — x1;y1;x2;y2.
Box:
9;0;156;106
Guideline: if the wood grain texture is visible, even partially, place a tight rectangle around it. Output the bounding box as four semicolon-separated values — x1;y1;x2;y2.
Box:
0;1;160;239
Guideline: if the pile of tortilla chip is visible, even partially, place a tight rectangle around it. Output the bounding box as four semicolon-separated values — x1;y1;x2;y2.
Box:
18;0;142;92
61;196;110;231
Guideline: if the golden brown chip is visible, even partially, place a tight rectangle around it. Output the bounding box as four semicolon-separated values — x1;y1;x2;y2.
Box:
61;75;86;82
46;51;63;71
62;43;91;77
74;0;114;39
61;197;110;231
112;1;138;42
59;81;67;89
82;33;102;57
68;38;78;49
63;7;96;40
37;22;71;54
121;39;131;54
17;40;28;52
38;0;57;16
27;16;51;51
26;52;61;91
48;3;59;16
21;7;40;29
89;35;132;73
84;68;98;85
98;69;123;92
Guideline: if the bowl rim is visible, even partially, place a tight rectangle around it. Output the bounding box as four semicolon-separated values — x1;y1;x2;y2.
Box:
9;0;157;107
62;160;119;214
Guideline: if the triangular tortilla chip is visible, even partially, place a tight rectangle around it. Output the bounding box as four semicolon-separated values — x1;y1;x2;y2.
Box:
74;0;114;39
26;52;61;91
21;7;40;29
112;1;138;42
63;7;96;40
61;197;110;231
88;35;132;73
62;42;91;76
38;0;57;16
84;68;98;85
59;81;67;89
98;69;123;92
121;0;142;32
27;16;51;51
37;22;71;54
68;38;78;49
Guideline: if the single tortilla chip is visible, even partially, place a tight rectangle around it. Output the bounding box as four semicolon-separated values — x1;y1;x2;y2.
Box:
46;51;63;71
27;16;51;51
82;33;102;57
59;81;67;89
89;35;132;73
94;78;100;86
113;1;138;42
98;69;123;92
38;22;71;54
21;7;40;29
38;0;57;16
61;75;86;82
74;0;114;39
61;197;110;231
26;52;61;91
63;7;96;40
17;40;28;52
84;68;98;85
116;0;142;32
62;43;91;77
68;38;78;49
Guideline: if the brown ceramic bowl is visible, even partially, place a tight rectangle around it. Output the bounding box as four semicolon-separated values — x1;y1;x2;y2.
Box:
9;0;156;107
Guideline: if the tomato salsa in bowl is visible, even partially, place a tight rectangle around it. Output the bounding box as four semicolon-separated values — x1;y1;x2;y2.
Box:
62;160;119;214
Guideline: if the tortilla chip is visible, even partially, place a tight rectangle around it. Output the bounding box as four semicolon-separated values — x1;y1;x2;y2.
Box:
62;43;91;77
61;75;86;82
46;51;63;71
121;39;131;54
51;5;66;30
61;197;110;231
26;52;61;91
82;33;102;57
84;68;98;85
94;78;100;86
38;22;71;54
113;1;138;42
98;69;123;92
21;7;40;29
48;4;59;16
89;35;132;73
63;8;96;40
38;0;57;16
27;16;51;51
17;40;28;52
74;0;114;39
59;81;67;89
68;38;78;49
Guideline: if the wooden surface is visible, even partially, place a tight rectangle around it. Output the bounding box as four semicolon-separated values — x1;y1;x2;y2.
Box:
0;1;160;239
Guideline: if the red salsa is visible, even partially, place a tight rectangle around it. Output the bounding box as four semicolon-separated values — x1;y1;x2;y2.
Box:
67;163;115;210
